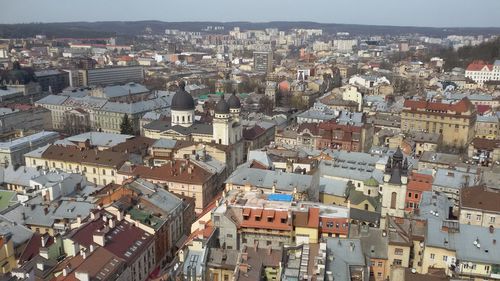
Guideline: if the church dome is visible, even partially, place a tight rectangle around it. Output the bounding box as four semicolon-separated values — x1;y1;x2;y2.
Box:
215;94;230;114
227;91;241;109
171;81;195;111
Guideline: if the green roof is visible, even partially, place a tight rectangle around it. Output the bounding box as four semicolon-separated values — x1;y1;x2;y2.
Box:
129;208;165;231
0;190;16;212
363;177;379;187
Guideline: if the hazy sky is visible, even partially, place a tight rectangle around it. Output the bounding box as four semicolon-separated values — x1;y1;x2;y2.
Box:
3;0;500;27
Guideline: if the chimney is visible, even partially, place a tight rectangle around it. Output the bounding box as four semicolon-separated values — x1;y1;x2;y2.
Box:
44;207;49;215
90;210;100;220
81;250;87;260
239;263;248;273
62;265;71;276
41;236;46;248
89;244;96;253
93;232;106;247
117;210;124;221
108;217;116;229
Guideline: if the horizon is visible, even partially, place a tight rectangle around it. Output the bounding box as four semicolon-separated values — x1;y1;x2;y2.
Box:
3;20;500;30
3;0;500;28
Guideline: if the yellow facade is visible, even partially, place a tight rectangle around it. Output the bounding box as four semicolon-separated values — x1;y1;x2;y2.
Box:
421;246;455;276
319;193;346;206
26;156;119;186
401;101;476;148
295;227;319;244
207;268;234;281
0;238;16;274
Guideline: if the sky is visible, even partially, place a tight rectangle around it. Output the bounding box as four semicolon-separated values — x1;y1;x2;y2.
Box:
3;0;500;28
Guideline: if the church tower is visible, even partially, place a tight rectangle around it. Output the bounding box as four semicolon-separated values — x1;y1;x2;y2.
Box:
381;147;408;226
170;81;195;127
213;93;242;145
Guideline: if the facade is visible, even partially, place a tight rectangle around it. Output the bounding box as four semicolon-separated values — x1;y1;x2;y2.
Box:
381;148;409;225
0;106;51;140
80;66;145;86
465;60;500;85
459;185;500;228
0;131;59;166
475;115;499;140
35;86;170;134
253;51;273;73
25;144;128;186
401;98;476;148
34;69;70;94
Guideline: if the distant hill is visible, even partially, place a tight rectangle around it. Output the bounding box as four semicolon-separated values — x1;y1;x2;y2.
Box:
1;21;500;38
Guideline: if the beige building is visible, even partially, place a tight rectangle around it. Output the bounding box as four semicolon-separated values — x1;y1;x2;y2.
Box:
25;144;127;186
475;115;499;140
460;185;500;228
402;98;476;148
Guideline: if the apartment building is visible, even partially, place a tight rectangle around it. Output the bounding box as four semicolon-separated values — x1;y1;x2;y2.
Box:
401;98;476;148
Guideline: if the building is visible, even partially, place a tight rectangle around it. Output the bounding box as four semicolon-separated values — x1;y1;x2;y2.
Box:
117;159;217;213
34;69;70;94
143;83;245;167
0;106;51;140
465;60;500;85
468;137;500;165
401;98;476;148
0;131;59;166
35;85;171;134
459;185;500;228
68;210;155;281
253;51;273;73
475;115;499;140
25;143;128;186
79;66;144;86
381;148;409;224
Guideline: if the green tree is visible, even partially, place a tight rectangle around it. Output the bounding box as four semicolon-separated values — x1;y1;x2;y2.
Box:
120;114;135;135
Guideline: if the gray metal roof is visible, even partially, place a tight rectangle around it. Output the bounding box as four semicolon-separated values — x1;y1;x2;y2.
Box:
225;167;314;193
325;238;365;281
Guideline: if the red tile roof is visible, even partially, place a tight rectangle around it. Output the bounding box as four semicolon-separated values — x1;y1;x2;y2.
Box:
240;208;292;231
466;60;493;72
403;98;474;114
119;159;213;185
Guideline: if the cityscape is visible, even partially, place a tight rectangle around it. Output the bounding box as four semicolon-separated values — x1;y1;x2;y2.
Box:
1;1;500;281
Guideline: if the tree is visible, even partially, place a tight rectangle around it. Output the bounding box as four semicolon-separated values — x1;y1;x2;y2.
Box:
258;96;274;115
120;114;135;135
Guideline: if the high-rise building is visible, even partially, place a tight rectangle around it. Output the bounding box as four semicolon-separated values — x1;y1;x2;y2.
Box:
253;51;273;73
78;66;144;86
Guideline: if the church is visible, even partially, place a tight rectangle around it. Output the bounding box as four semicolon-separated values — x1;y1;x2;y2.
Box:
143;81;245;165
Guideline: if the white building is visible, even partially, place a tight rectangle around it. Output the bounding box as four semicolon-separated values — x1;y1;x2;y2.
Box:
465;60;500;85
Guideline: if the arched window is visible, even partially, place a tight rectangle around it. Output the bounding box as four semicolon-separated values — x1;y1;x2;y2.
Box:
391;192;397;209
188;115;191;122
182;116;185;122
176;116;179;122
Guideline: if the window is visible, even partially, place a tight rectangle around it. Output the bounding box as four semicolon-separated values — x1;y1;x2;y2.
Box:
93;168;96;173
226;234;233;238
415;193;419;199
32;159;36;165
390;192;397;209
490;216;496;223
111;171;114;176
408;192;412;198
430;253;435;259
378;262;383;267
394;248;403;255
266;241;272;246
103;179;106;185
377;272;382;277
393;259;402;266
102;170;106;175
443;255;447;262
476;214;482;221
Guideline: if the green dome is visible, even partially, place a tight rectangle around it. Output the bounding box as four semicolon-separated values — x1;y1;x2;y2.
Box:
363;177;379;187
